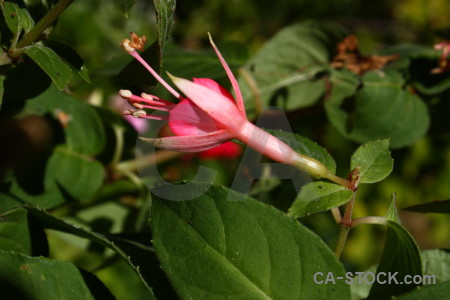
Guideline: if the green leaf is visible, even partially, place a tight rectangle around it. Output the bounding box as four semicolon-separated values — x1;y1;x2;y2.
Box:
19;7;34;33
151;182;350;299
350;139;394;185
23;45;73;90
421;250;450;282
26;85;106;155
367;198;422;299
325;70;430;148
0;208;48;256
120;0;135;17
45;146;105;200
0;250;114;299
2;2;22;35
402;199;450;214
43;40;89;83
268;129;337;174
288;181;353;218
153;0;175;58
0;208;31;254
25;207;158;298
396;282;450;299
238;21;348;118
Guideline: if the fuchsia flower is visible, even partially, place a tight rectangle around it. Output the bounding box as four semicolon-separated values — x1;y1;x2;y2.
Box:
119;33;354;189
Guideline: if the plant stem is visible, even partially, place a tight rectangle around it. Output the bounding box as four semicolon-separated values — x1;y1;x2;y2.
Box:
334;226;350;258
351;216;388;227
15;0;75;49
331;207;342;224
110;125;125;167
334;191;356;258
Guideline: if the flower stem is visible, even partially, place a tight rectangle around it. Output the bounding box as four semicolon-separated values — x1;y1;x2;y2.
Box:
15;0;75;49
324;172;355;190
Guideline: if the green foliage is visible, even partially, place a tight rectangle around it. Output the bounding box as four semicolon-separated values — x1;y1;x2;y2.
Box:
238;21;348;118
288;181;353;217
151;183;350;299
0;250;113;300
350;139;394;184
367;198;422;299
0;0;449;299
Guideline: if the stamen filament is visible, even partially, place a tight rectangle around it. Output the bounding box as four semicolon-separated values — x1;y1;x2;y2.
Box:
129;51;183;100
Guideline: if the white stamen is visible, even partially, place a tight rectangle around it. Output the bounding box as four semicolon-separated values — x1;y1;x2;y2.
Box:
119;89;132;99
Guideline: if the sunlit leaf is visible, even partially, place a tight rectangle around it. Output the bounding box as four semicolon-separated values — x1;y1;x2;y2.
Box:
288;181;353;218
350;139;394;184
151;182;350;299
396;282;450;299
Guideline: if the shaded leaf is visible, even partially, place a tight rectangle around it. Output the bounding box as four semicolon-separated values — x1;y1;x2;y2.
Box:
396;282;450;299
26;85;106;155
0;75;4;110
325;70;429;147
0;208;31;254
350;139;394;184
238;21;348;118
120;0;135;17
0;250;113;300
151;182;350;300
402;199;450;214
23;45;72;90
45;146;105;200
367;197;422;299
288;181;353;218
19;7;34;34
25;207;158;298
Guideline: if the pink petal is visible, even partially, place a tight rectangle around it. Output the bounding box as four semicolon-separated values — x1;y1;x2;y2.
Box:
168;74;246;133
193;78;235;101
139;129;234;152
208;33;246;117
199;141;242;159
169;99;223;136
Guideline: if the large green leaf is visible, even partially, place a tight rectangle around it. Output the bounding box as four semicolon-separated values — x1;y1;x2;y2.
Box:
23;45;73;90
288;181;353;218
402;199;450;214
367;197;422;299
26;85;106;155
151;182;350;300
350;139;394;185
45;146;105;200
325;70;429;148
268;129;337;174
238;21;348;118
0;250;113;299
